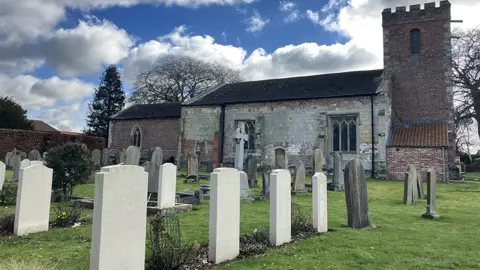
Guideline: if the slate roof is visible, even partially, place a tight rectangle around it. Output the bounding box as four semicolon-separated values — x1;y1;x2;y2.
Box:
30;120;59;133
187;69;384;106
111;103;181;120
389;122;449;148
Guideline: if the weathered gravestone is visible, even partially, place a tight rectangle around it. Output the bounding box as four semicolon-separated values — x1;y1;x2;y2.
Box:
274;147;287;169
148;147;163;193
0;161;5;191
403;165;419;205
5;152;12;167
417;173;425;199
234;121;248;170
42;152;48;160
158;163;177;208
28;149;42;161
14;163;53;236
92;149;101;169
118;148;125;164
422;168;440;219
205;160;214;173
20;151;27;160
314;149;324;173
270;169;291;246
185;153;198;183
8;152;21;169
313;172;328;233
101;149;109;166
209;168;240;264
245;154;258;187
344;159;371;229
240;171;254;203
330;152;345;191
90;165;148;270
124;146;141;165
262;172;271;199
293;160;307;195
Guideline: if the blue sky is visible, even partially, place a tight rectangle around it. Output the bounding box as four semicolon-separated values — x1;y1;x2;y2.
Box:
0;0;477;131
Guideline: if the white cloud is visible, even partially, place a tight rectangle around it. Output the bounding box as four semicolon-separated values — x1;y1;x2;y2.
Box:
245;10;270;33
306;10;321;25
36;102;87;132
279;1;296;12
284;10;301;22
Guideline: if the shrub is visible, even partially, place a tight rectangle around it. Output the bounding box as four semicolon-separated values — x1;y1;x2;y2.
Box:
239;228;271;257
44;143;95;200
0;213;15;235
0;182;17;206
291;202;316;237
52;202;84;227
146;213;199;270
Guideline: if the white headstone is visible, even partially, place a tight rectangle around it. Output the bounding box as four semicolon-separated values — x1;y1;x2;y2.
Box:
209;168;240;264
239;171;253;203
125;146;141;165
0;161;5;191
313;172;328;233
13;159;32;181
234;122;248;171
90;165;148;270
157;163;177;208
269;169;292;246
14;164;53;236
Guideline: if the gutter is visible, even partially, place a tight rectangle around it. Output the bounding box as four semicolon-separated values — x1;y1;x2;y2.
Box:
370;95;375;178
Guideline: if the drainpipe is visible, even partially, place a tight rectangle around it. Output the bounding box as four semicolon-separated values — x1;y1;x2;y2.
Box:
219;103;226;165
370;95;375;178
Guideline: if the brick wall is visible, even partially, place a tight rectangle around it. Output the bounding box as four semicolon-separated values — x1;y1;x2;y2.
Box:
109;118;180;160
387;147;447;182
0;128;105;159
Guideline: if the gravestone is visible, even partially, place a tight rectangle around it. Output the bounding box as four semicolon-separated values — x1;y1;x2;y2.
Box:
42;152;48;161
92;149;101;169
274;147;287;169
422;168;440;219
314;149;324;173
118;149;125;164
20;151;27;160
293;160;307;195
330;152;345;191
245;154;258;187
28;149;42;161
5;152;12;167
344;159;371;229
14;164;53;236
124;146;141;165
262;172;271;199
417;173;425;199
8;152;21;169
0;161;5;191
148;147;163;193
240;171;254;203
90;165;148;270
403;165;419;205
313;172;328;233
269;169;291;246
234;121;248;170
205;160;214;173
102;149;109;166
13;159;32;181
209;168;240;264
158;163;177;208
185;153;198;183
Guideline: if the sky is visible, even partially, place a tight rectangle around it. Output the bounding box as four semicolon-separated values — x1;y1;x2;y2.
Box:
0;0;479;132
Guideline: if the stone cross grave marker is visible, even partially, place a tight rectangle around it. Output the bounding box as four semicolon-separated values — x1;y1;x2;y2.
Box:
234;121;248;171
14;163;53;236
185;153;199;183
314;149;324;173
313;172;328;233
158;163;177;208
92;149;101;169
148;147;163;193
124;146;141;165
422;168;440;219
293;160;307;195
240;171;254;203
403;164;418;205
90;165;148;270
28;149;42;161
245;154;258;187
209;168;240;264
269;169;292;246
0;161;5;191
344;159;371;229
330;152;345;191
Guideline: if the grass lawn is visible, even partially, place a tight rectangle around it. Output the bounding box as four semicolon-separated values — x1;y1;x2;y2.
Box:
1;172;480;269
4;169;13;182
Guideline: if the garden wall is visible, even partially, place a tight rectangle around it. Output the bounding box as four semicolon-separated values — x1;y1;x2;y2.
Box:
0;128;105;159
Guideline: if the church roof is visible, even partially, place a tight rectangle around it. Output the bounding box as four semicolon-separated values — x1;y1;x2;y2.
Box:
110;103;181;120
389;122;449;148
187;69;384;106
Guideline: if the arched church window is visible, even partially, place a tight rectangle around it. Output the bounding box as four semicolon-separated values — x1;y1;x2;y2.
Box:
331;116;357;152
410;29;421;54
234;120;255;150
131;125;142;147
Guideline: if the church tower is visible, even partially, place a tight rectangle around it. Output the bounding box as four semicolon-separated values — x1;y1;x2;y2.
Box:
382;1;456;180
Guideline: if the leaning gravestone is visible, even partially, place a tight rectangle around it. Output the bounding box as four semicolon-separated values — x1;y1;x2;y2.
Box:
330;152;345;191
344;159;371;229
124;146;141;165
158;163;177;208
245;154;258;187
0;161;5;191
240;171;254;203
148;147;163;193
185;153;198;183
403;165;418;205
14;163;53;236
209;168;240;264
293;160;307;195
312;172;328;233
90;165;148;270
92;149;101;169
314;149;324;173
269;169;291;246
422;168;440;219
28;149;42;161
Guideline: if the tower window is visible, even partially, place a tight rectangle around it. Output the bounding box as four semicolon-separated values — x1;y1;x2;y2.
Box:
410;29;421;54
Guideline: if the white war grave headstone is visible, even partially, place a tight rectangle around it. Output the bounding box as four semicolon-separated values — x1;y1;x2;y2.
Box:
240;171;254;203
312;172;328;233
158;163;177;208
234;121;248;171
269;169;291;246
0;161;5;191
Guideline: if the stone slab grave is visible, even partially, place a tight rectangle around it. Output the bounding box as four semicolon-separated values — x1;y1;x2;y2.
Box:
176;189;203;205
422;168;440;219
404;164;419;205
90;165;148;270
148;147;163;193
329;152;344;191
344;159;371;229
28;149;42;161
92;149;101;169
13;159;43;181
314;149;325;173
312;172;328;233
246;154;258;187
124;146;141;165
14;163;53;236
185;153;199;183
209;168;240;264
260;172;271;200
240;171;254;203
270;169;292;246
0;161;5;191
292;160;307;195
5;152;12;168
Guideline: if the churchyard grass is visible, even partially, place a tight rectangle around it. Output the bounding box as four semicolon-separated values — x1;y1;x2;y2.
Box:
4;169;13;182
2;174;480;269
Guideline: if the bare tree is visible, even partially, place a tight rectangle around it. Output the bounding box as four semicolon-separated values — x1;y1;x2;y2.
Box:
131;55;241;104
